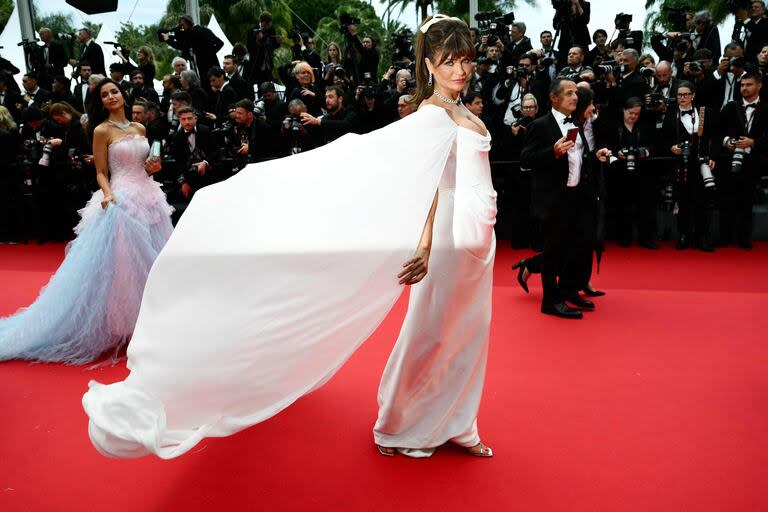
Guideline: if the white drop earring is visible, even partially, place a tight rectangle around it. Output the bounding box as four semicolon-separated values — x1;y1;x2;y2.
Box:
428;72;433;86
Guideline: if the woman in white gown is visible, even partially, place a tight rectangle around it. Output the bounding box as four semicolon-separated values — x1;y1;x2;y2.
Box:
83;15;495;459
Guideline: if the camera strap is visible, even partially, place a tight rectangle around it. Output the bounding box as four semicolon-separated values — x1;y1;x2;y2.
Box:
734;102;755;136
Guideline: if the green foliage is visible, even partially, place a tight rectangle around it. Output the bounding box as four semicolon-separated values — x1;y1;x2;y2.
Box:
285;0;342;34
0;0;12;33
433;0;524;23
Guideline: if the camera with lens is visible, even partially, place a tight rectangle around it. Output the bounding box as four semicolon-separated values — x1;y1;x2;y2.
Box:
156;27;179;42
392;29;415;63
730;56;747;68
699;155;715;189
513;115;535;129
38;141;54;167
647;92;664;109
662;5;690;32
679;140;692;163
392;59;411;72
475;11;515;46
620;146;646;172
615;13;633;30
540;55;556;67
475;56;491;67
404;78;417;90
688;61;702;73
730;138;746;173
282;114;303;134
253;100;266;117
339;13;362;34
593;62;618;79
640;67;656;79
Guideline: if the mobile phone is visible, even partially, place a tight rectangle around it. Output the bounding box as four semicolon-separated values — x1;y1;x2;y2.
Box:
566;127;579;143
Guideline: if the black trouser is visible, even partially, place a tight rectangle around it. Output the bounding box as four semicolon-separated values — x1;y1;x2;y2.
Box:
507;167;539;248
609;163;658;243
0;164;26;242
540;186;594;305
717;164;757;244
36;163;75;241
676;166;712;243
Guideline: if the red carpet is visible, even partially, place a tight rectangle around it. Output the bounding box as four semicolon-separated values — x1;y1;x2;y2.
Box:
1;242;766;511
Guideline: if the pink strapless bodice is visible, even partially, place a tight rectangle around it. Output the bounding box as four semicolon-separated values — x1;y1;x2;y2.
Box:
75;135;173;233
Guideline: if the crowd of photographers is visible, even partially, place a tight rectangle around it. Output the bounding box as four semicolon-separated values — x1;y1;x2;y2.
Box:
1;2;767;250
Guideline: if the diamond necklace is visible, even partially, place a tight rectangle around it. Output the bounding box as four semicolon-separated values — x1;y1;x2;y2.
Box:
433;90;461;105
108;119;132;130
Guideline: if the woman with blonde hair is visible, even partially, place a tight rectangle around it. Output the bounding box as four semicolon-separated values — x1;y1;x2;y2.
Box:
288;61;323;115
136;45;157;83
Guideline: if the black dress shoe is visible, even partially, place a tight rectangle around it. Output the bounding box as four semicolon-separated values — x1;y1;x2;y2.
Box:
565;294;595;310
581;287;606;297
675;235;689;250
541;302;583;319
638;239;659;250
512;259;529;294
697;241;715;252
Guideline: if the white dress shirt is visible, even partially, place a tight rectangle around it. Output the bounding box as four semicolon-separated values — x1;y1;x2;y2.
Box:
551;109;583;187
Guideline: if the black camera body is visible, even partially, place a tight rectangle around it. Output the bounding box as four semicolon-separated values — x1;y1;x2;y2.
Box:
282;114;303;134
339;13;362;34
662;5;690;33
620;146;647;172
688;61;702;73
475;11;515;46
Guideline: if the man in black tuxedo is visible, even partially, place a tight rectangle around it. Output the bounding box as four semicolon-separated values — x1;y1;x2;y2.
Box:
222;54;253;101
71;28;105;75
51;76;77;106
72;62;91;113
206;67;237;124
521;78;611;319
162;15;224;88
21;73;53;110
37;28;67;91
554;0;591;64
128;70;160;105
717;73;766;249
171;106;218;200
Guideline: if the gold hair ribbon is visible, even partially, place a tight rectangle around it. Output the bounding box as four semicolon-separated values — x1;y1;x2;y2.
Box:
419;14;462;34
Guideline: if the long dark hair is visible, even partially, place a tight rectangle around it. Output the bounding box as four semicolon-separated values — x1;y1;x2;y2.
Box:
85;78;130;140
574;87;595;121
410;16;475;106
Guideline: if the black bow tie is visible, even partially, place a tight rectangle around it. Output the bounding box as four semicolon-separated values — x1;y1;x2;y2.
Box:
681;110;694;117
562;116;574;124
185;130;195;136
746;102;758;109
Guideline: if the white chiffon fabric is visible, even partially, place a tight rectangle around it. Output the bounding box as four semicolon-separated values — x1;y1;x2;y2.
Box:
82;105;496;459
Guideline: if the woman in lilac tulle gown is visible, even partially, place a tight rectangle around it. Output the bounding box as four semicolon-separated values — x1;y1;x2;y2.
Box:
0;79;173;364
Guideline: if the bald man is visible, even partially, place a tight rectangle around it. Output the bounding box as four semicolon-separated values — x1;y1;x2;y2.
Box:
36;28;67;90
651;61;680;129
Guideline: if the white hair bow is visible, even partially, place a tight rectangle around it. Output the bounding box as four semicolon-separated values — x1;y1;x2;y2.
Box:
419;14;462;34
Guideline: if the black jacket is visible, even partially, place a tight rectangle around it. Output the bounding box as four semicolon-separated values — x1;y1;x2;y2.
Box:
319;106;360;144
166;25;224;79
718;100;768;173
521;112;594;220
80;40;106;75
207;83;238;122
171;124;217;190
502;36;533;68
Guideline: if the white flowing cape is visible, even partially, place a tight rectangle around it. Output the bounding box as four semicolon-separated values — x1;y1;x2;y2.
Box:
82;106;459;459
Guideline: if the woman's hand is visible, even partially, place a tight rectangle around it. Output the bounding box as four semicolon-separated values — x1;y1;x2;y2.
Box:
144;156;161;175
398;246;431;285
100;194;116;209
301;88;315;97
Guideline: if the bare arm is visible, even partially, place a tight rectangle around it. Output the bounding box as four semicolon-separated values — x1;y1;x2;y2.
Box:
398;190;439;285
92;126;115;208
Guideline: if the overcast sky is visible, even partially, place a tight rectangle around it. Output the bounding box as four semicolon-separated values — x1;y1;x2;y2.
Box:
36;0;735;53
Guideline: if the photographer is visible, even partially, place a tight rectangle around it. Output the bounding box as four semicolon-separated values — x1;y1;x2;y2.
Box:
170;106;217;201
0;54;21;95
649;61;680;129
0;106;23;243
287;62;323;116
172;56;188;78
379;67;413;121
36;28;67;91
689;11;721;60
705;44;747;109
355;84;385;133
586;29;611;67
289;31;323;79
228;98;257;168
70;28;105;76
734;0;768;62
51;75;77;106
492;56;534;128
180;70;209;118
661;81;719;251
161;15;224;88
613;49;651;113
501;22;533;68
0;74;22;123
38;102;88;242
604;97;656;248
246;12;282;88
397;94;416;119
21;73;52;110
280;99;320;156
717;73;766;249
108;63;130;92
206;67;238;125
222;55;253;101
553;0;591;63
558;46;593;81
115;45;158;85
342;21;380;85
128;70;160;105
300;85;359;145
72;62;91;113
144;102;169;147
